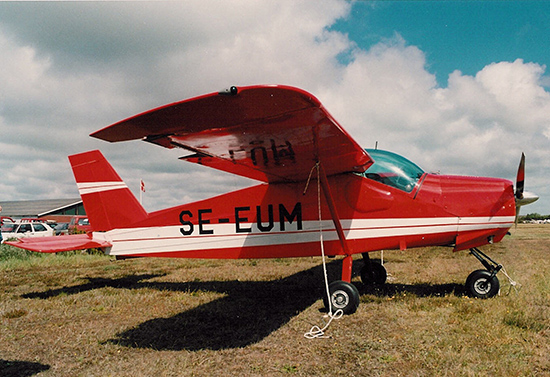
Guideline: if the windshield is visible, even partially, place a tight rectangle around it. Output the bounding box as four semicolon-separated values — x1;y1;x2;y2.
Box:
361;149;425;192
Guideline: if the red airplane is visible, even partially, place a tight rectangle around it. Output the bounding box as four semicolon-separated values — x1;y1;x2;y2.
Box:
8;85;538;314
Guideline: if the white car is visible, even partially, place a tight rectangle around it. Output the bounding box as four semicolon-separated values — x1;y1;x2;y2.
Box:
1;221;54;243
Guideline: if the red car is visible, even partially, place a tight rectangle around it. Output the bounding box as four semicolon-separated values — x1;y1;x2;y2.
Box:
68;216;92;233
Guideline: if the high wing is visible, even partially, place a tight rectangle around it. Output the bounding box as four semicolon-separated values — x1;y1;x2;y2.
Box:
91;85;373;183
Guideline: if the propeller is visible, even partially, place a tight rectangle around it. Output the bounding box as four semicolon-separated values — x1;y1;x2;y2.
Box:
515;153;525;201
514;153;539;226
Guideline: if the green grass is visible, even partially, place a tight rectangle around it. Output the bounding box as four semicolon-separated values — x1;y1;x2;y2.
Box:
1;225;549;376
0;243;108;268
0;243;42;262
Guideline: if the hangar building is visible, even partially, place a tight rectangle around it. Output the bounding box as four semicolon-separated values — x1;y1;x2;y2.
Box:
0;199;85;223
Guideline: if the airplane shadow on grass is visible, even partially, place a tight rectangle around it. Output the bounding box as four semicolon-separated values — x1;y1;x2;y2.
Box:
0;360;50;377
362;281;466;298
22;261;467;351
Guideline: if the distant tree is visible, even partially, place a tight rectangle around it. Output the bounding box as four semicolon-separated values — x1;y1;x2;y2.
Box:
520;213;550;222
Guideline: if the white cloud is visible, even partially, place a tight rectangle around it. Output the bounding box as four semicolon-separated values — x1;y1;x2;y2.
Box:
318;35;439;144
430;60;550;177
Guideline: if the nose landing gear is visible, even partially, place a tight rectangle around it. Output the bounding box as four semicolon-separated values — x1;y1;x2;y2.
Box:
466;269;500;298
466;247;503;298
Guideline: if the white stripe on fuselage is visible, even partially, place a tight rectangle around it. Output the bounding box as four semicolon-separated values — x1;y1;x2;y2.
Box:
92;216;515;256
77;181;128;195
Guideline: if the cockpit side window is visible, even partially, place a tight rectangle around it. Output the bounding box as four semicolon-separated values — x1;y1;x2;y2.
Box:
359;149;425;192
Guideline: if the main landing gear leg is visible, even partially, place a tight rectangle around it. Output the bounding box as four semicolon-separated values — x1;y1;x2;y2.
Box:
465;247;501;299
341;254;353;283
324;255;360;315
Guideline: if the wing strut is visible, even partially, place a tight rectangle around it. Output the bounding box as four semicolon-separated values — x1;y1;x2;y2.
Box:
318;163;353;283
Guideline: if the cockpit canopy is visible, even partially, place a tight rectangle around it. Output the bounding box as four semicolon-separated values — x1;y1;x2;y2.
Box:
360;149;425;192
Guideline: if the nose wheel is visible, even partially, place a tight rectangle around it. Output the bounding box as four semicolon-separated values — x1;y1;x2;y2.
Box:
466;248;502;298
466;269;500;298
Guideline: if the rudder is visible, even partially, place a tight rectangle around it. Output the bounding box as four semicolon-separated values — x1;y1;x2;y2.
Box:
69;150;148;231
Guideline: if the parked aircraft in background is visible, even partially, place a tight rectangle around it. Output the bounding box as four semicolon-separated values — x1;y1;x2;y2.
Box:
8;85;538;314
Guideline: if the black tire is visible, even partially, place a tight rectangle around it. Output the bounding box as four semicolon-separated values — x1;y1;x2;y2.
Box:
465;269;500;299
323;280;360;315
360;262;387;285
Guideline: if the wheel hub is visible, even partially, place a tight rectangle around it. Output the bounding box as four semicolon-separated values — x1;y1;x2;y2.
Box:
474;278;491;294
331;290;350;309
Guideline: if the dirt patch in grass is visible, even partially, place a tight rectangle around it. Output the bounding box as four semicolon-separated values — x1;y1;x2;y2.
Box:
1;224;549;376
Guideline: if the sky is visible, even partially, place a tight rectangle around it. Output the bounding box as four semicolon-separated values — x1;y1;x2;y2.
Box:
1;1;549;216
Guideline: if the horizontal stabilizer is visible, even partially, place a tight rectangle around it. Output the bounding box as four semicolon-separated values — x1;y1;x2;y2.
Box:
6;234;111;253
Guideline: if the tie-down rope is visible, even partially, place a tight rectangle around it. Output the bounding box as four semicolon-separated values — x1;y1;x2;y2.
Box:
304;162;343;339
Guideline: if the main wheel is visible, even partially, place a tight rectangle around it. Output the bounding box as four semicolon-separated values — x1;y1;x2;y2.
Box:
323;281;360;315
465;269;500;299
360;262;387;285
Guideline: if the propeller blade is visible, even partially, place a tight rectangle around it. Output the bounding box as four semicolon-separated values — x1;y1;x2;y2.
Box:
515;152;525;200
514;153;539;226
517;191;539;207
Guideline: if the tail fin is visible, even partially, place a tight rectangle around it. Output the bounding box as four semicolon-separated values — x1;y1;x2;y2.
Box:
69;150;148;231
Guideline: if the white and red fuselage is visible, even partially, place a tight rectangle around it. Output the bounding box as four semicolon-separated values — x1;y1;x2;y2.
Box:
99;173;515;259
71;150;515;260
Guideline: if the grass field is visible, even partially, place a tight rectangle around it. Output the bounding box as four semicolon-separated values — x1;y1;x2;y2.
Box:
1;225;549;376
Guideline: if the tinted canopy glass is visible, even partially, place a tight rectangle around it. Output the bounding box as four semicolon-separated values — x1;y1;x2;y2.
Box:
361;149;425;192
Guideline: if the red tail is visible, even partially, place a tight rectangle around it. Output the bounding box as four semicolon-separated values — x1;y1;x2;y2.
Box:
69;150;148;231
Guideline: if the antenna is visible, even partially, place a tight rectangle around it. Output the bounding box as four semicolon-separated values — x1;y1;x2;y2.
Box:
374;141;378;150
